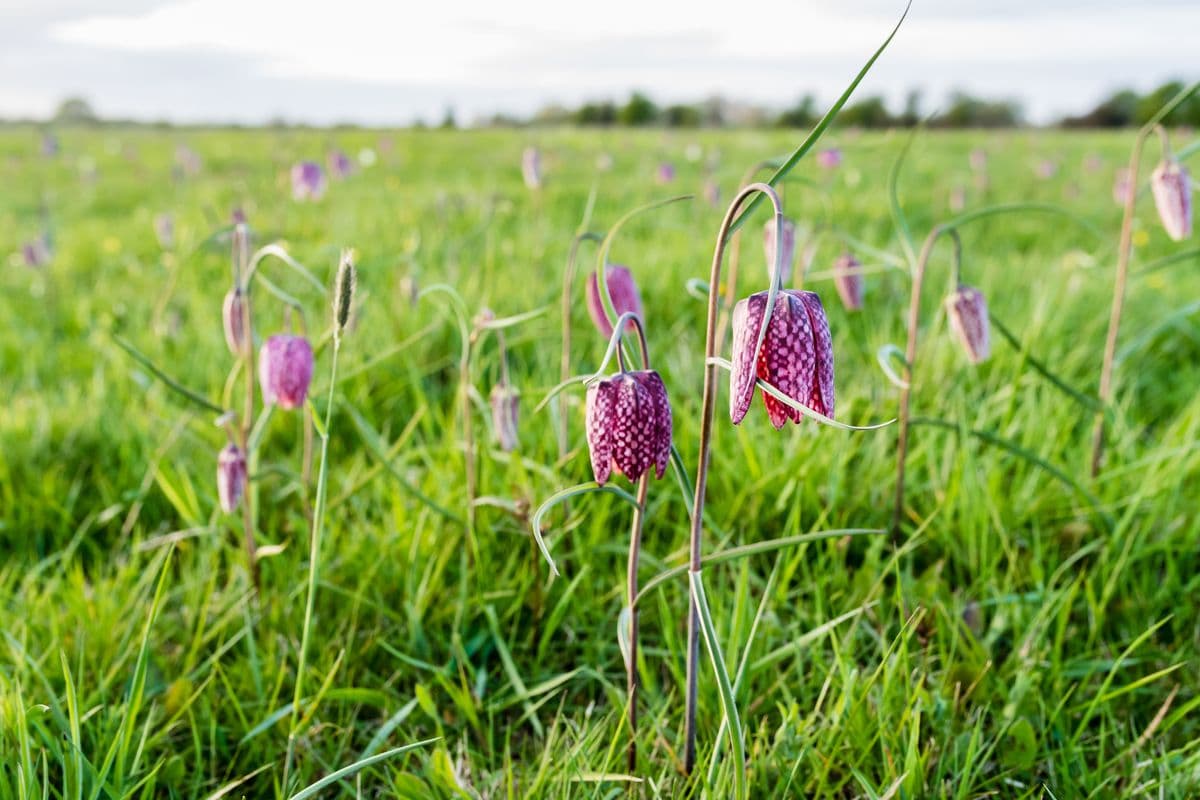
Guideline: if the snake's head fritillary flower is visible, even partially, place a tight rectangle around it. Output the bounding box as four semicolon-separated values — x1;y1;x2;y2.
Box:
217;443;247;513
945;286;990;364
1150;159;1192;241
585;370;671;485
586;264;644;339
763;218;797;285
21;237;51;268
522;146;542;189
1035;159;1057;180
730;290;834;429
816;148;842;169
703;178;721;208
832;253;864;311
656;162;676;184
222;287;247;355
1112;167;1134;207
328;148;353;179
258;334;314;409
231;207;247;225
490;382;521;452
291;161;326;201
154;213;174;249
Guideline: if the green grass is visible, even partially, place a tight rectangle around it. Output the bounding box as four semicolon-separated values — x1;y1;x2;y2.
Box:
1;124;1199;798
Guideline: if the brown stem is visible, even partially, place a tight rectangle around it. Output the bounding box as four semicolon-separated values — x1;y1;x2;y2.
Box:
1090;125;1162;478
891;226;961;536
626;472;650;774
685;182;785;775
714;161;776;350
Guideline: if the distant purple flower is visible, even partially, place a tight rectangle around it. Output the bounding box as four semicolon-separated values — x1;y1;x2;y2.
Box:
154;213;174;249
522;146;542;189
490;382;520;452
730;290;834;428
217;444;247;513
21;239;50;269
291;161;326;201
41;133;59;157
969;149;988;172
949;185;967;213
1112;167;1134;207
258;335;314;409
328;148;354;179
595;152;614;172
656;162;676;184
585;370;672;485
1150;159;1192;241
586;264;644;339
945;286;990;364
763;218;797;285
816;148;842;169
832;253;864;312
223;287;247;355
175;145;202;177
1035;159;1058;180
231;207;247;225
703;178;721;208
1083;153;1104;174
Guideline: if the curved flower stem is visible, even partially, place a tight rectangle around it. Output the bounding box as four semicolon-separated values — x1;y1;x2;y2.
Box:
420;284;479;561
1090;123;1164;479
685;182;786;775
891;226;962;536
714;160;778;350
625;472;649;773
232;226;260;593
560;232;604;459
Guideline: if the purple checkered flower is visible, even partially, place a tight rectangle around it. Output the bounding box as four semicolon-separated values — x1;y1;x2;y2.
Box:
258;335;314;409
945;286;990;364
291;161;327;201
763;218;797;285
586;264;644;339
1150;159;1192;241
729;290;835;429
328;148;354;179
585;370;672;485
217;443;247;513
832;253;864;312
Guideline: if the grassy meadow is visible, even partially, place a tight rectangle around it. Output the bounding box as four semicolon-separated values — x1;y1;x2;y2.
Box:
1;124;1199;798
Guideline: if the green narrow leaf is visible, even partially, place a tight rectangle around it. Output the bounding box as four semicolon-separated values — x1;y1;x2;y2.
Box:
690;571;747;800
530;482;642;576
112;334;225;415
286;739;439;800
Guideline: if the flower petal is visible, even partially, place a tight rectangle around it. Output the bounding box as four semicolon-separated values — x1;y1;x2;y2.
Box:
798;290;836;418
729;293;767;425
760;292;814;429
611;374;654;482
585;379;615;484
634;370;672;479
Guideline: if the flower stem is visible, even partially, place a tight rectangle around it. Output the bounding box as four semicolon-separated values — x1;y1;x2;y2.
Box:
685;182;785;775
891;226;960;536
626;472;649;774
282;338;341;793
236;230;260;593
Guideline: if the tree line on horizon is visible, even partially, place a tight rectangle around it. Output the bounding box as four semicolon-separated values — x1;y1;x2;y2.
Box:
14;80;1199;130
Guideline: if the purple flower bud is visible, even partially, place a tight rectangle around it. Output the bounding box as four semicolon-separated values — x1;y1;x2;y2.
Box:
1112;167;1134;207
217;443;247;513
948;186;966;213
969;148;988;172
222;287;247;355
490;382;520;452
154;213;174;249
816;148;842;169
291;161;327;201
21;237;50;268
1150;159;1192;241
258;335;314;409
328;148;354;179
763;218;796;285
656;162;676;184
522;146;542;189
730;290;834;429
586;264;644;339
585;370;671;485
945;286;990;364
231;207;247;225
832;253;864;311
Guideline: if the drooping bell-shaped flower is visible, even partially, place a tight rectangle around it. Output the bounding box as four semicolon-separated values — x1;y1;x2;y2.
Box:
703;178;720;208
328;148;353;179
217;443;247;513
21;236;51;268
945;286;990;364
969;148;988;172
1112;167;1134;206
154;213;174;249
763;218;796;285
1150;159;1192;241
1035;159;1058;180
730;290;835;429
490;382;520;452
586;264;644;339
656;162;676;184
816;148;842;169
585;370;671;485
222;287;247;355
832;253;864;311
291;161;326;201
522;146;542;189
231;207;247;225
258;334;314;409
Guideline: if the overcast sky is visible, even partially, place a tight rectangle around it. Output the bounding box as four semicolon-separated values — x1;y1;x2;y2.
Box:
0;0;1195;126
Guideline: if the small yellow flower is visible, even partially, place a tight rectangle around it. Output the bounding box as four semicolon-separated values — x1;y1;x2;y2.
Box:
1132;230;1150;248
102;236;121;254
1147;274;1166;290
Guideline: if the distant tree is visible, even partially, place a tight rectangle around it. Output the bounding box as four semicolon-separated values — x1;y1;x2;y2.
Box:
1061;89;1139;128
664;104;701;127
576;101;617;126
618;92;659;126
934;92;1022;128
776;95;817;128
52;97;98;125
899;89;923;127
838;95;894;128
440;107;457;129
1135;80;1200;127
